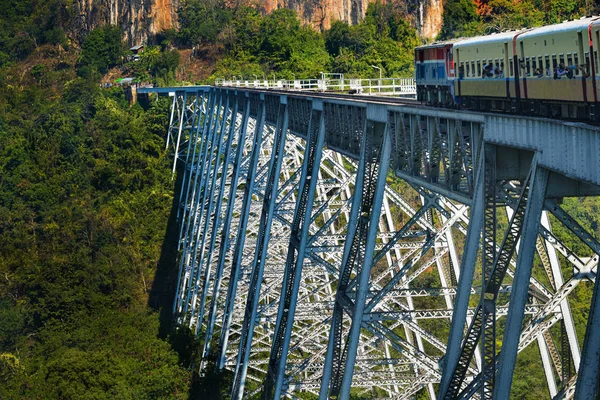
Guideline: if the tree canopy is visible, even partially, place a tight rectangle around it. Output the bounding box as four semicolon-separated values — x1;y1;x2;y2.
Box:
440;0;598;39
179;0;418;80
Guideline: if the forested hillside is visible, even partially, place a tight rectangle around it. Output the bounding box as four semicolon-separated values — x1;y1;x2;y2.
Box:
0;4;193;397
0;59;194;400
1;1;599;399
440;0;599;39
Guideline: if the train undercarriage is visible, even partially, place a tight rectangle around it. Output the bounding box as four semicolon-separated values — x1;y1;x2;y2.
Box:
419;84;600;123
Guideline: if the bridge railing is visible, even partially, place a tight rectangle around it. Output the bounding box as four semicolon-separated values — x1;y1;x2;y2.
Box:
214;77;416;96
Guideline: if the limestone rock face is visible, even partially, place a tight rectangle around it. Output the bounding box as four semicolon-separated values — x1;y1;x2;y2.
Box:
70;0;443;45
260;0;443;38
72;0;180;45
418;0;443;39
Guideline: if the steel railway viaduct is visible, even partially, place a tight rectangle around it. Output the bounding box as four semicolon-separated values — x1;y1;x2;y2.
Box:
139;85;600;400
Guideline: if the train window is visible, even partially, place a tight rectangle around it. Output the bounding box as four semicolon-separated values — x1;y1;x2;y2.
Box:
477;61;482;77
545;56;551;76
525;57;531;75
538;56;543;75
531;58;537;73
466;63;470;78
471;61;475;77
567;54;573;69
500;61;505;76
509;60;514;77
585;52;591;70
574;54;579;75
552;55;558;73
559;54;565;66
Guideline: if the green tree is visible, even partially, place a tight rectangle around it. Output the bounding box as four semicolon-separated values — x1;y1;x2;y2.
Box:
0;59;193;398
78;25;124;75
286;28;331;77
258;8;303;68
484;0;544;32
534;0;585;24
0;0;70;62
439;0;483;39
231;6;262;54
325;21;353;56
364;1;393;38
178;0;232;46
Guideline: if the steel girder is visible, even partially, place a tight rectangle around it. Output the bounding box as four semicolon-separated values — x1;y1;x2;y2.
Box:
161;88;600;400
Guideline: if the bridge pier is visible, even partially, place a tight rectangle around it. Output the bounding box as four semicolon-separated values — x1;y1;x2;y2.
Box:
264;100;326;398
148;86;600;399
320;118;391;399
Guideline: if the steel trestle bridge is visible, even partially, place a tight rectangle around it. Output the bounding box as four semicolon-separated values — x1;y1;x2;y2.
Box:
139;85;600;399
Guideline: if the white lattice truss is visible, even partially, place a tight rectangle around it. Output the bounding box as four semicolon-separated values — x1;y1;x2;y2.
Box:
156;87;600;400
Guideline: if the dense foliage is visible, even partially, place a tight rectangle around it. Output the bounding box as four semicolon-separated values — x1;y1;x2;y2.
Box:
1;1;600;399
178;0;417;80
78;25;124;76
440;0;600;39
0;0;71;66
0;37;192;397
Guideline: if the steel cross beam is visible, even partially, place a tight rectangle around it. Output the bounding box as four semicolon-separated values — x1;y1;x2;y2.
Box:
493;163;549;399
174;90;222;318
218;94;268;369
201;94;252;367
442;146;537;399
231;95;290;399
192;94;242;338
320;118;392;399
264;101;326;398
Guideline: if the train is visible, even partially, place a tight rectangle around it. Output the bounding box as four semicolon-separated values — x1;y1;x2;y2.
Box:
415;16;600;121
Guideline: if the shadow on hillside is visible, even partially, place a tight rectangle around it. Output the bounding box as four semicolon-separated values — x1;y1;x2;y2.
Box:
148;169;188;340
148;166;234;399
148;165;213;384
149;167;202;370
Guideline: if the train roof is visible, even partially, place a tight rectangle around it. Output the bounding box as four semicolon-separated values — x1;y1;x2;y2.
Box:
453;30;526;48
519;16;600;40
415;38;464;50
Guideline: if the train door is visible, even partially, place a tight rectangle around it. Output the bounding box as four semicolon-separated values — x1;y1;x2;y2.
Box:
504;42;511;98
503;43;509;77
454;48;461;104
519;41;527;99
593;23;600;110
447;45;455;79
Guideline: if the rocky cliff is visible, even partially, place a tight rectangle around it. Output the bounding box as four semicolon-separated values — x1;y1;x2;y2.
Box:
262;0;444;38
72;0;180;45
72;0;443;45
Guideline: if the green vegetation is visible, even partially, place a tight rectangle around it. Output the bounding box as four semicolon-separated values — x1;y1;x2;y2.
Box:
0;0;71;66
0;1;600;399
0;23;193;397
78;25;124;76
129;45;181;85
178;0;417;80
440;0;599;39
